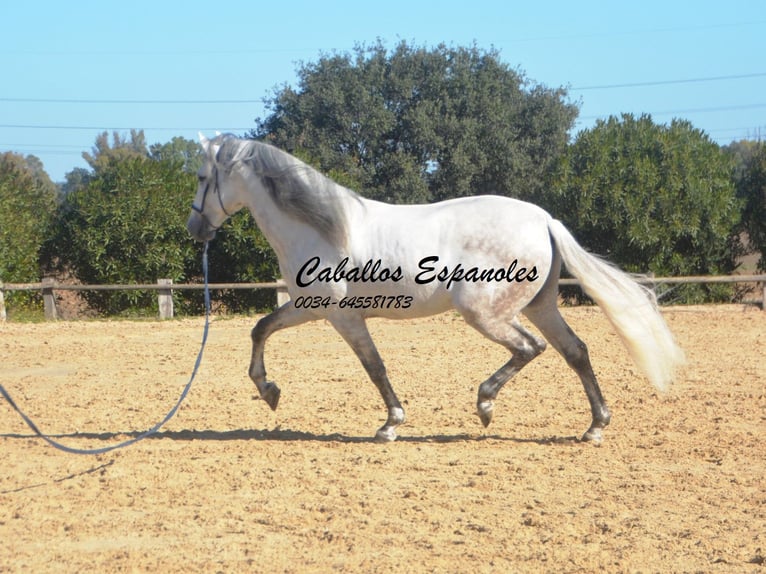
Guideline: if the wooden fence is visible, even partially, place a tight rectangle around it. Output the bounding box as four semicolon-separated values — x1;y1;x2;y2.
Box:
1;275;764;321
0;279;290;321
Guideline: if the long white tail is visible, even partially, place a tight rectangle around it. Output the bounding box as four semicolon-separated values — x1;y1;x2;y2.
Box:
547;218;685;392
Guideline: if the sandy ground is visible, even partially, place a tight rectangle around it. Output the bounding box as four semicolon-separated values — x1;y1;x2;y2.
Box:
1;305;764;573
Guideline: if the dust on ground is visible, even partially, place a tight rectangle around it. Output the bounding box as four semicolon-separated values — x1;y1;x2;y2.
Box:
1;305;764;572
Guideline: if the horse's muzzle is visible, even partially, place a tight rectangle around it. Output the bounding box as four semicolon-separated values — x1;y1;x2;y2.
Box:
186;212;217;242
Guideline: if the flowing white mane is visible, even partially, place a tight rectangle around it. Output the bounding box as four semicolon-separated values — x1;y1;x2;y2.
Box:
212;135;360;245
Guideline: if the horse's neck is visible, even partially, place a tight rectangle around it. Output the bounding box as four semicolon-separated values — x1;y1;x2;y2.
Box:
245;190;306;259
244;181;353;266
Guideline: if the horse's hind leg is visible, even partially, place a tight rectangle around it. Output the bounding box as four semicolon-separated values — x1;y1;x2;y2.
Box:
523;301;612;443
459;310;547;428
329;314;405;442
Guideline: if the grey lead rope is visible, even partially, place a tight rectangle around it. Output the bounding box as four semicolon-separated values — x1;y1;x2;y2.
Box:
0;242;211;455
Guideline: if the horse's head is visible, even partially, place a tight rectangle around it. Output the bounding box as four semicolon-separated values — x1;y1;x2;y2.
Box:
186;133;243;242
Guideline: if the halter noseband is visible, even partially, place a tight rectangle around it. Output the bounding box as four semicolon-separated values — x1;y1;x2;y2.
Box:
190;165;233;231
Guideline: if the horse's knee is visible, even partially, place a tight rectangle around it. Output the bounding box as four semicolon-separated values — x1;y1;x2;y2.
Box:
251;320;266;342
251;314;277;347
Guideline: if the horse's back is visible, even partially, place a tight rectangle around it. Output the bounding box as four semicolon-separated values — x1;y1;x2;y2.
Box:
360;194;551;244
344;194;554;319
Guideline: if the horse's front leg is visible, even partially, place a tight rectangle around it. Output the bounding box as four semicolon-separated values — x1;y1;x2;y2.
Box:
330;314;405;442
249;303;314;410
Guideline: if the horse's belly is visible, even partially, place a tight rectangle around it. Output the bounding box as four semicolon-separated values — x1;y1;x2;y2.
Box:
338;280;453;319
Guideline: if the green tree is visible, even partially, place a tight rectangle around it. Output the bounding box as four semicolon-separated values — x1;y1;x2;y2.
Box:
150;136;204;174
0;152;58;283
83;130;148;173
253;41;577;204
56;155;198;315
55;132;280;316
61;166;91;196
730;141;766;270
552;114;740;303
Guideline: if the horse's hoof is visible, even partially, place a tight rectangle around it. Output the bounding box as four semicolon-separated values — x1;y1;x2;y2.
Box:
477;401;494;428
261;382;281;411
374;427;398;443
581;427;603;445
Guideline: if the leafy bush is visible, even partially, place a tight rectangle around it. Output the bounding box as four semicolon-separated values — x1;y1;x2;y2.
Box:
0;152;58;311
551;114;741;303
731;142;766;271
54;156;198;315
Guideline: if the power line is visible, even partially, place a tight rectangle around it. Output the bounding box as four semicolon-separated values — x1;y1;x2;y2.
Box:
577;103;766;122
2;71;765;105
0;124;253;131
572;72;766;91
509;18;766;44
3;19;764;57
0;97;268;104
0;142;83;149
6;102;765;132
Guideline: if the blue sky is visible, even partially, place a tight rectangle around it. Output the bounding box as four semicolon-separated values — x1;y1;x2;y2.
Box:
2;0;765;182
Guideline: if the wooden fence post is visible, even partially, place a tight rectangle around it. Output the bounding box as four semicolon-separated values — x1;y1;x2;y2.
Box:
276;279;290;307
42;277;58;321
0;280;6;322
158;279;174;319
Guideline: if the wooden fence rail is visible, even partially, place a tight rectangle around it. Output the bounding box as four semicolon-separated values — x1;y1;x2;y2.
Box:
1;275;765;321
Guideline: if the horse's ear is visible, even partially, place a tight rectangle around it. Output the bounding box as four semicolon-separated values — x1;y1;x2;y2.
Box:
199;132;210;151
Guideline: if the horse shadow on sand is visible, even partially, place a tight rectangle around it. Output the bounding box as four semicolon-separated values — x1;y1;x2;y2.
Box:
0;429;581;495
1;427;581;446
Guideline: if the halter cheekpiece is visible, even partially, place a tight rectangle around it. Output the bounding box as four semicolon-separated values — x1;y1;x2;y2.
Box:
191;165;233;231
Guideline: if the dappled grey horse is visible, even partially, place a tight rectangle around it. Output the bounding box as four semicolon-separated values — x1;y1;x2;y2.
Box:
187;134;684;443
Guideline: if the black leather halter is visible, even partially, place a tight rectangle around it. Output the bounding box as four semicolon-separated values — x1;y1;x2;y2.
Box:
190;165;233;231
